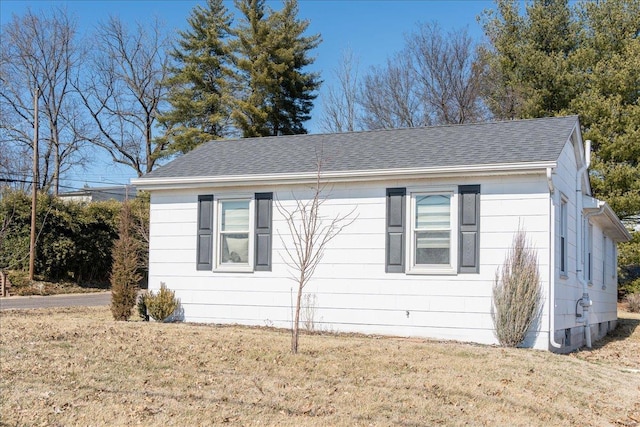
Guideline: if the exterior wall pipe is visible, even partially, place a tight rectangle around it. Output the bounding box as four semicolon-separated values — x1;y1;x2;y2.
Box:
580;203;607;348
547;167;562;349
575;140;591;348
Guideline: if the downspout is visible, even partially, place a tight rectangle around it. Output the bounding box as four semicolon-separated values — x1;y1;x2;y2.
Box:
579;203;607;348
547;167;562;349
575;140;592;348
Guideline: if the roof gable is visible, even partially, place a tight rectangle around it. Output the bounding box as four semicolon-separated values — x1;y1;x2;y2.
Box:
141;116;579;181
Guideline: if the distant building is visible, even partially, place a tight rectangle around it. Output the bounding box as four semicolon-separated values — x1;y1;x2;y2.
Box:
58;185;136;203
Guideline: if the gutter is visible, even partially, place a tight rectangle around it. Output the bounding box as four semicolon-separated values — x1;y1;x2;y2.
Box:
132;161;557;191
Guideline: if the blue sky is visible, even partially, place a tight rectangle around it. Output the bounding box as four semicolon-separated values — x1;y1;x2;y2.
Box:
1;0;495;188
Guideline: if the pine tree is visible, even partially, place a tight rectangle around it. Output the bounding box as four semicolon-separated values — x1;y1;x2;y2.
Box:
233;0;321;137
159;0;235;155
481;0;640;294
480;0;577;119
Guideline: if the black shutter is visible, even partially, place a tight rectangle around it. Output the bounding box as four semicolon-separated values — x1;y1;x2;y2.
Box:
458;185;480;273
196;195;214;271
254;192;273;271
386;188;406;273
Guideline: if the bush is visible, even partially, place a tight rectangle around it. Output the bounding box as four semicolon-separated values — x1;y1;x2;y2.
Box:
110;201;141;321
145;283;179;322
0;189;149;287
0;190;120;284
492;229;543;347
137;292;150;321
627;293;640;313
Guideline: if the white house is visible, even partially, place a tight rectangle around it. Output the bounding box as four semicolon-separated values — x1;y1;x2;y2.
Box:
132;116;630;352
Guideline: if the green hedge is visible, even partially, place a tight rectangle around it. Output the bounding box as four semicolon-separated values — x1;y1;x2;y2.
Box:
0;189;148;285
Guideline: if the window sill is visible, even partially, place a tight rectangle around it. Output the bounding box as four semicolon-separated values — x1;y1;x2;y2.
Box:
214;265;254;274
407;266;457;276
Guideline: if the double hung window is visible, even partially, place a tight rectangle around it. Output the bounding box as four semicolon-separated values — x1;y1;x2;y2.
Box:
219;200;251;266
414;194;452;267
197;193;273;272
386;185;480;275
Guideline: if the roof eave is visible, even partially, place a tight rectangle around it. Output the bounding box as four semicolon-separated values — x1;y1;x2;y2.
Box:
132;161;557;191
584;201;632;243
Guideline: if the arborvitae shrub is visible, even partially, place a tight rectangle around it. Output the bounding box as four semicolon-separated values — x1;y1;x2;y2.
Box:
145;282;179;322
110;201;141;321
492;229;543;347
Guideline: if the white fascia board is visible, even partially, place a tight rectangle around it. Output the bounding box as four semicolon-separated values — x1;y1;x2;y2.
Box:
131;161;557;191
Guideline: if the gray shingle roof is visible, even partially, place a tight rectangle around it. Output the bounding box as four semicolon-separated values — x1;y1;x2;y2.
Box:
142;116;579;180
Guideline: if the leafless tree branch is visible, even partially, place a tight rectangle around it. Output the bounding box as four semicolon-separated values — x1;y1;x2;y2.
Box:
275;150;357;353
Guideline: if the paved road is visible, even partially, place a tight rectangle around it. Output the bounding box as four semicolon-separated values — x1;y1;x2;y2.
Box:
0;292;111;310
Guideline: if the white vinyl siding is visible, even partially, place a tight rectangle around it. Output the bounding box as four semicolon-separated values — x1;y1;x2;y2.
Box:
147;175;552;349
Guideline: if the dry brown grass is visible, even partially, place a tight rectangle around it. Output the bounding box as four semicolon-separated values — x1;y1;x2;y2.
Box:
1;306;639;427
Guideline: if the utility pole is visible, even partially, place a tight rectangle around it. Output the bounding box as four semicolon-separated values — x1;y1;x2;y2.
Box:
29;87;39;281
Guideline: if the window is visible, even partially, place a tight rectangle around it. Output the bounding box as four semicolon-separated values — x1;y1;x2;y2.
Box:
219;199;251;266
586;222;593;283
409;189;457;274
386;185;479;275
414;194;452;266
602;234;607;287
559;196;568;275
196;193;272;272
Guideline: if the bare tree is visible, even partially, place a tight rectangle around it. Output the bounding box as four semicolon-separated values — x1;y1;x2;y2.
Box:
320;49;362;133
77;16;170;177
408;22;486;124
354;22;486;130
276;156;357;354
0;8;88;194
360;53;428;130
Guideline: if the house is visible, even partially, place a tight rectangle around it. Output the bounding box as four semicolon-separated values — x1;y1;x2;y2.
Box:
58;185;136;203
132;116;631;352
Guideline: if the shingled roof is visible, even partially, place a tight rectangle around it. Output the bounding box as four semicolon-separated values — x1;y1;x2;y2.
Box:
141;115;579;180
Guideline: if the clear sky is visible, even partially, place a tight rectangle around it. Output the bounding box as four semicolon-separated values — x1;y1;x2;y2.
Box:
1;0;495;188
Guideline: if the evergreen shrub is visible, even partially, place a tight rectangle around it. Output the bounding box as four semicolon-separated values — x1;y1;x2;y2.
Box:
145;282;179;322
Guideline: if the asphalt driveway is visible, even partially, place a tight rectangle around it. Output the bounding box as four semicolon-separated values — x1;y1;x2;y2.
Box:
0;292;111;310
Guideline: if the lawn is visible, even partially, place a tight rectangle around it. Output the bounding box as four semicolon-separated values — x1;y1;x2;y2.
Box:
1;306;638;426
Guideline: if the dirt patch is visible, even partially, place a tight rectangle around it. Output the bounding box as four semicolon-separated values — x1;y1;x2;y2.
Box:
1;307;639;426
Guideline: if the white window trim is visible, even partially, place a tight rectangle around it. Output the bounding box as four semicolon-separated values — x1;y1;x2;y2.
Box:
214;194;255;273
406;187;458;275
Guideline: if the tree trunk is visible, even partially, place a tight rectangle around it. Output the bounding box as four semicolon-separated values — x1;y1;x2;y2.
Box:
291;280;304;354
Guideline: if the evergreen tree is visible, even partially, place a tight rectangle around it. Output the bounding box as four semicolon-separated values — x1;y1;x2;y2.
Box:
159;0;235;155
481;0;640;294
480;0;577;119
233;0;321;137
